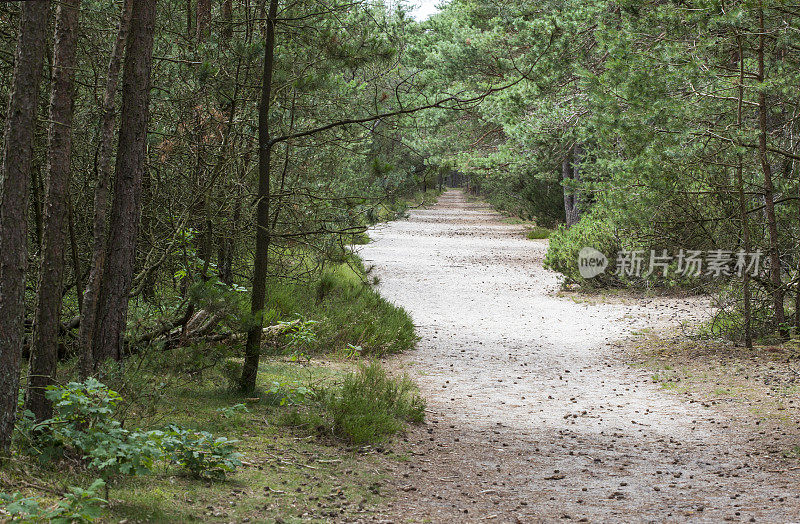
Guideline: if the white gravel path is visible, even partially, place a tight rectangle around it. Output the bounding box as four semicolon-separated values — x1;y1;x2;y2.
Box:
358;190;800;523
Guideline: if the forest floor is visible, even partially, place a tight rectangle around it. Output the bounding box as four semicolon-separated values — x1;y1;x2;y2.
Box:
359;189;800;523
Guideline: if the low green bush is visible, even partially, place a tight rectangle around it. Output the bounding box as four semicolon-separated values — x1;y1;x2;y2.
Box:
543;215;620;287
158;425;242;480
326;362;425;444
544;215;712;291
18;378;160;476
19;379;241;483
0;479;107;523
264;380;314;406
482;177;564;228
700;284;788;343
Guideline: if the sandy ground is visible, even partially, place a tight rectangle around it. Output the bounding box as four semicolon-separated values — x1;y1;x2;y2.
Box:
357;190;800;523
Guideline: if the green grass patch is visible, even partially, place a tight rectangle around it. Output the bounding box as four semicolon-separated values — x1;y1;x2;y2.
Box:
327;362;425;445
2;358;414;522
525;226;552;239
501;217;528;225
264;255;418;356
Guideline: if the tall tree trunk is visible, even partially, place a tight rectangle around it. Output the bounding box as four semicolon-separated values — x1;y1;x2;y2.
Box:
219;174;240;285
756;4;786;337
67;197;82;314
194;0;212;279
186;0;192;38
216;57;243;285
241;0;279;393
79;0;132;377
562;150;571;224
222;0;233;44
27;0;82;421
562;144;580;227
572;143;582;223
92;0;158;366
197;0;211;40
0;0;50;455
736;34;753;349
31;164;44;249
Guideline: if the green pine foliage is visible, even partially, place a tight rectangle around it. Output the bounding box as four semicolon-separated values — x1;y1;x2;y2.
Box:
543;216;619;287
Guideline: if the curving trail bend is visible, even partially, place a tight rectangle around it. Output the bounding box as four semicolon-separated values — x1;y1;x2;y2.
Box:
359;190;800;523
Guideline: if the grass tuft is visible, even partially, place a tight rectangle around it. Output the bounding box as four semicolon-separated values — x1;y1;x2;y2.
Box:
327;362;425;445
526;226;552;239
258;255;417;357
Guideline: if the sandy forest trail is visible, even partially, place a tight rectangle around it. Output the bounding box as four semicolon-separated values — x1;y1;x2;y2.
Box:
359;190;800;523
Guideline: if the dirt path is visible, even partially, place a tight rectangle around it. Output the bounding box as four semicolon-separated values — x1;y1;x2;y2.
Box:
359;190;800;523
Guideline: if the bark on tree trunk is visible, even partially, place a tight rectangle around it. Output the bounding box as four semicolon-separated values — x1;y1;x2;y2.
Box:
27;0;82;421
0;0;50;455
67;197;82;314
796;157;800;333
79;0;132;377
186;0;192;38
735;34;753;349
562;144;581;227
756;5;786;336
194;0;213;279
31;164;44;248
215;57;243;285
562;151;571;224
572;143;582;223
92;0;158;366
222;0;233;44
241;0;279;394
219;184;241;285
197;0;211;40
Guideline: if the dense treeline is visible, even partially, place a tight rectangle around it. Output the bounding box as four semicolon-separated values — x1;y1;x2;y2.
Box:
412;0;800;344
0;0;452;455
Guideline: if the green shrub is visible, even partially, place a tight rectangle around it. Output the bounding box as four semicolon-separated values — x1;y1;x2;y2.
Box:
0;479;106;523
263;380;313;406
700;284;786;343
158;425;242;480
187;277;254;333
23;379;241;481
282;317;318;359
485;177;564;228
220;359;244;391
46;377;121;427
37;379;160;476
326;362;425;444
543;215;620;287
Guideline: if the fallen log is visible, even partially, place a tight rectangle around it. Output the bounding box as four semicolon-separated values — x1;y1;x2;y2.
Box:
135;315;300;351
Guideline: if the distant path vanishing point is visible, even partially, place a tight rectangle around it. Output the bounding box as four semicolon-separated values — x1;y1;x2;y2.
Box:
359;189;800;523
